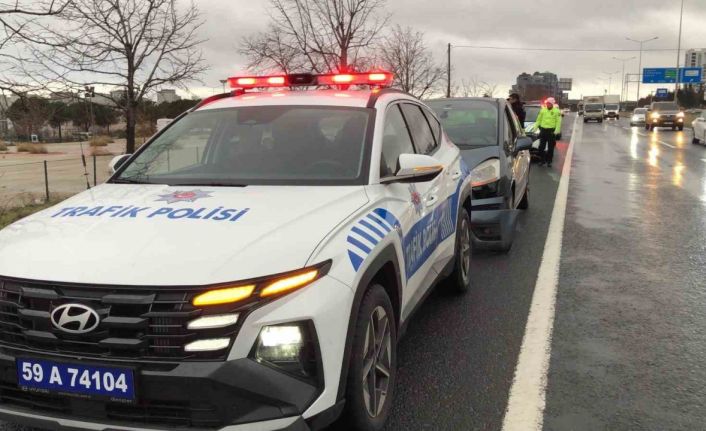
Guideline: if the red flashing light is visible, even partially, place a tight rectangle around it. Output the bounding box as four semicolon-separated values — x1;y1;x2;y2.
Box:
228;71;394;90
318;71;393;87
228;75;288;89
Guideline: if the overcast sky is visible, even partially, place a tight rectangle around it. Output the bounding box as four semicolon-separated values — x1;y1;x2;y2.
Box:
186;0;706;100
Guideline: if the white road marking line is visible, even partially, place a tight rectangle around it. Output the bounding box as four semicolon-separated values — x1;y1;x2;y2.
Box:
501;115;578;431
658;141;676;149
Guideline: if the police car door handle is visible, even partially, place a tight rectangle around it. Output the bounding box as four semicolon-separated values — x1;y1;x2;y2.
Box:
451;171;461;180
426;195;438;207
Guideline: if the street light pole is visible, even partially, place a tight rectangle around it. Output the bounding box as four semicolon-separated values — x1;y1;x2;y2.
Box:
219;79;227;93
674;0;685;102
627;36;659;105
613;56;636;102
446;43;451;98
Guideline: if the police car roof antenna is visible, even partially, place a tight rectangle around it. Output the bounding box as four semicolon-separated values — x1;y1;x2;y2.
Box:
79;141;91;190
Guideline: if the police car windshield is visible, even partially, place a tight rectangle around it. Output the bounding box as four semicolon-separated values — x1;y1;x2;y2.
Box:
525;106;541;123
114;106;372;186
427;100;498;148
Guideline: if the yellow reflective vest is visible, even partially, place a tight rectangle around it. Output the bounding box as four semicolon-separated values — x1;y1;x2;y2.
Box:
533;106;562;134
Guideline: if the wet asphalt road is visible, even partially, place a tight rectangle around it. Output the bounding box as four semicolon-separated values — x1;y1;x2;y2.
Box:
544;118;706;430
4;116;706;431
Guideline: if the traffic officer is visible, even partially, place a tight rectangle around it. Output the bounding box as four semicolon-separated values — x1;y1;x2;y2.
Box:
533;97;562;167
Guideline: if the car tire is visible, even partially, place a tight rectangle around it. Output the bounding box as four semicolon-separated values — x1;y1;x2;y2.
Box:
693;137;700;145
341;284;397;431
678;125;684;131
617;115;620;120
583;119;588;123
445;206;472;294
518;186;529;210
645;124;650;130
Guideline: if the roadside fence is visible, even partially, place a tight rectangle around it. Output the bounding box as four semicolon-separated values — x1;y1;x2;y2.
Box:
0;154;116;208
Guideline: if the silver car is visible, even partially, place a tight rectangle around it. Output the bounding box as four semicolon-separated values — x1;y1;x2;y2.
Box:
630;108;647;126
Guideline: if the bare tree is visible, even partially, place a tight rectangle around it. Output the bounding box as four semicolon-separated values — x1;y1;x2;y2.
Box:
455;77;482;97
454;77;499;98
0;1;68;95
241;0;388;74
481;83;498;98
378;25;443;99
21;0;207;153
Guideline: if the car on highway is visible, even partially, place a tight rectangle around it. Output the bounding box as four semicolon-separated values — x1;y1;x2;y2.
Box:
630;108;647;126
603;103;620;120
0;71;474;431
583;103;604;123
646;101;685;131
427;97;532;252
692;110;706;145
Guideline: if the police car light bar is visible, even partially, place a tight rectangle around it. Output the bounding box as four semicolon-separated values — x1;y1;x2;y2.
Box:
227;71;394;89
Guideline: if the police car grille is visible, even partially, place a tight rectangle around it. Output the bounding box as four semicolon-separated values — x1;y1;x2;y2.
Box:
0;278;238;361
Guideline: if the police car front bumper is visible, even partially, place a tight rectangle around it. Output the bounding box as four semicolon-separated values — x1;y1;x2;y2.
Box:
0;407;309;431
0;349;319;431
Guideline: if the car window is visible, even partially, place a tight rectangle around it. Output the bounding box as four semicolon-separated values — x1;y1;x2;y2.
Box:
426;99;498;148
400;103;438;154
524;105;541;123
504;107;517;153
115;106;372;186
381;105;415;177
421;107;442;145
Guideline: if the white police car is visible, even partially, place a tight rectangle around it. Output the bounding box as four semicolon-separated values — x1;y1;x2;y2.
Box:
0;71;472;431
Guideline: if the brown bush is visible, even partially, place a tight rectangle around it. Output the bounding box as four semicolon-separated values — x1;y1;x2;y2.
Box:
0;141;7;152
90;147;112;156
17;143;48;154
89;136;113;147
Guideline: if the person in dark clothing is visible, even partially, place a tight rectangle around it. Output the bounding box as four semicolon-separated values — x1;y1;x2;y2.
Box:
507;93;526;124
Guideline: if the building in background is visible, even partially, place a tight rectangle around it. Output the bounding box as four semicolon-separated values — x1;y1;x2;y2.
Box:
156;89;181;104
511;72;570;104
684;49;706;83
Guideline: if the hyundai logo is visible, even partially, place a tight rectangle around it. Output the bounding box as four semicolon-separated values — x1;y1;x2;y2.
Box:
50;304;100;334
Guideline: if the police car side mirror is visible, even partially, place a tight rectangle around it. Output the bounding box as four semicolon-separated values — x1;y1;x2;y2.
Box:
380;153;443;184
109;154;132;174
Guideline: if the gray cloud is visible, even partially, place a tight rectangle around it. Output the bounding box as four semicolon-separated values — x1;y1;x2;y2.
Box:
190;0;706;99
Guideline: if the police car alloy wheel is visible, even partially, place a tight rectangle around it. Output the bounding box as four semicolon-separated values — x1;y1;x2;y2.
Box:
447;207;472;293
342;284;396;431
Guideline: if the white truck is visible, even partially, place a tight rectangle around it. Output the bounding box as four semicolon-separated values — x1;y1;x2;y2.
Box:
603;95;620;119
583;96;604;123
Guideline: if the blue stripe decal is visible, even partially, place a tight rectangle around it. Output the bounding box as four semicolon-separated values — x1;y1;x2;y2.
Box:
359;219;385;238
351;226;379;246
348;250;364;271
367;214;391;232
347;236;372;254
372;208;401;229
346;159;470;276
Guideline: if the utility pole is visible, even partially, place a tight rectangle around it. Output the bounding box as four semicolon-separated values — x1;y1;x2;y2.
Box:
627;36;659;105
613;56;636;102
446;43;451;98
674;0;685;102
84;86;95;136
219;79;227;93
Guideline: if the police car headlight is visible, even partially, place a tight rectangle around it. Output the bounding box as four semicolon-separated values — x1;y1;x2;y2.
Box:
471;158;500;187
677;112;685;118
191;261;332;307
651;112;660;119
252;322;321;381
